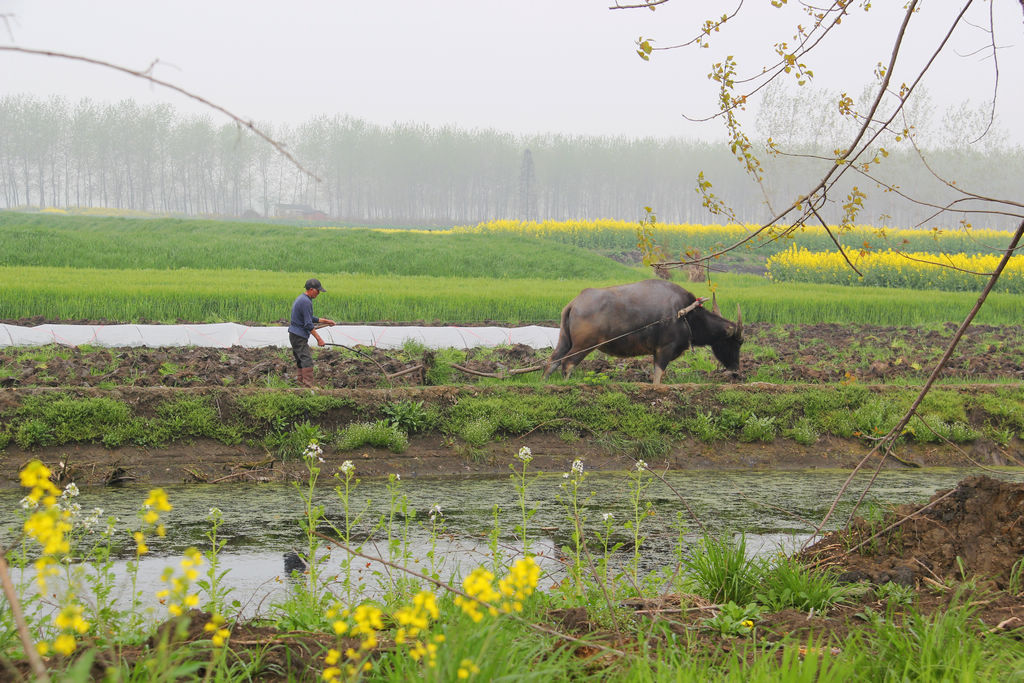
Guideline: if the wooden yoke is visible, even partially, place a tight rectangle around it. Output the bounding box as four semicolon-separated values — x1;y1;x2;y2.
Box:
677;297;709;318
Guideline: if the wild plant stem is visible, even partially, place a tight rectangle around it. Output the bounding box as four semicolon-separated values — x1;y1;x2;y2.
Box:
0;547;49;682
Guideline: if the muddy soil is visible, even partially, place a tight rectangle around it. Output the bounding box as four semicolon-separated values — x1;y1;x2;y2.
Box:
3;322;1024;388
803;475;1024;590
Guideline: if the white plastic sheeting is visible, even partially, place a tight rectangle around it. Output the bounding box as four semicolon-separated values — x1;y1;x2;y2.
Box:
0;323;561;350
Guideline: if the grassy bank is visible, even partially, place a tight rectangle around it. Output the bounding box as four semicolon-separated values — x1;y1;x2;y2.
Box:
0;212;639;280
2;384;1021;461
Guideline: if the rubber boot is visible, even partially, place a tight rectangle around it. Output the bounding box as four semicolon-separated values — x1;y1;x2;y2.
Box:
299;366;317;388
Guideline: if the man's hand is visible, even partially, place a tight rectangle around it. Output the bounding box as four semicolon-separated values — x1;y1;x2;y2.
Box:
320;319;336;326
312;331;326;347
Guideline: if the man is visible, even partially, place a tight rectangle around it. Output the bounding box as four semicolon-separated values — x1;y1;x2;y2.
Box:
288;278;335;388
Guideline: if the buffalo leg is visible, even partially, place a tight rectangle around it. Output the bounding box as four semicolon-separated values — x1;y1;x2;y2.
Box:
543;329;574;380
559;347;593;379
652;347;678;385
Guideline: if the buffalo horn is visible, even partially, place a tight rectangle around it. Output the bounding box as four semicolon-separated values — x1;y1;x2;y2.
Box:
711;292;720;316
735;304;743;339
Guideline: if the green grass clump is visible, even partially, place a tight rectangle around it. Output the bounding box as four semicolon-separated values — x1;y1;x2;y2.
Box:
153;396;242;444
238;392;351;428
337;420;409;453
12;394;132;448
756;554;857;612
265;421;328;460
683;534;764;605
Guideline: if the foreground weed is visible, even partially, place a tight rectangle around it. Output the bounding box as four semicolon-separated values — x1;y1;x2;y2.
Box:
557;458;590;596
625;460;654;589
383;473;419;603
509;446;539;556
854;592;1000;681
295;441;327;611
703;601;764;637
197;506;236;615
329;459;371;604
875;580;916;608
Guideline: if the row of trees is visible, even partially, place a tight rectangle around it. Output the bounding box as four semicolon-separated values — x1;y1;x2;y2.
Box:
1;93;1020;228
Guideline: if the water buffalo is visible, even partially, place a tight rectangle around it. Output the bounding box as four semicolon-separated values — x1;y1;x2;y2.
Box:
543;279;743;385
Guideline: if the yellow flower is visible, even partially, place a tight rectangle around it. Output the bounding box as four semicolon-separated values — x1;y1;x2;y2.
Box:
24;510;72;555
20;460;58;494
35;641;50;656
133;531;148;555
54;604;90;634
211;628;230;647
144;488;173;512
457;658;480;679
53;633;77;656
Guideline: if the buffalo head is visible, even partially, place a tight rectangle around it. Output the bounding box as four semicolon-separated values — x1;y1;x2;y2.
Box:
708;303;743;374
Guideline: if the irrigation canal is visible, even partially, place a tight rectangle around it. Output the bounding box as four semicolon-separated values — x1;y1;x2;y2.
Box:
3;468;1023;618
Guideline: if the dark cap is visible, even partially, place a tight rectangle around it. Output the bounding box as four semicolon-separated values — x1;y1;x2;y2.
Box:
304;278;325;292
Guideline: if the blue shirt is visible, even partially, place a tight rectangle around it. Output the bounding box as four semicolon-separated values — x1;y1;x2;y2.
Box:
288;293;320;338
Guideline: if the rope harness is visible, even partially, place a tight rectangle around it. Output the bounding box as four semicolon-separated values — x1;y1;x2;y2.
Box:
316;297;711;383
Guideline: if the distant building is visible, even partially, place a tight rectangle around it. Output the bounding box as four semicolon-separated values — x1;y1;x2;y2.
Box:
274;203;329;220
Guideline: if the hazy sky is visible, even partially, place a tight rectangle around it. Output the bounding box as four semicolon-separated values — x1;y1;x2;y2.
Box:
1;1;1022;143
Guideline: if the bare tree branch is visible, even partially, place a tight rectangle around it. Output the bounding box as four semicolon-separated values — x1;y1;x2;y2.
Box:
808;217;1024;547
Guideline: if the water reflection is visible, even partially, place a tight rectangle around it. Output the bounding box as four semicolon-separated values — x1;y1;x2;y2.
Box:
3;468;1021;617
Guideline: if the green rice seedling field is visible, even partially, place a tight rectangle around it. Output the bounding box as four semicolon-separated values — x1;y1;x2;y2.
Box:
2;265;1023;326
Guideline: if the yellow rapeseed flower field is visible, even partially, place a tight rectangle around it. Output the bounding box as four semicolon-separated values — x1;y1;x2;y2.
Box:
766;246;1024;293
428;219;1019;259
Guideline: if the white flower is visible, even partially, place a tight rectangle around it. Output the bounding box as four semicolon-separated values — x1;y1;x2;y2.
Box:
82;507;104;532
517;446;533;463
303;441;323;461
61;482;80;498
571;459;584;476
635;460;648;472
19;496;37;510
339;460;354;474
602;512;614;522
208;507;222;520
395;474;401;481
429;504;442;521
562;472;570;479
